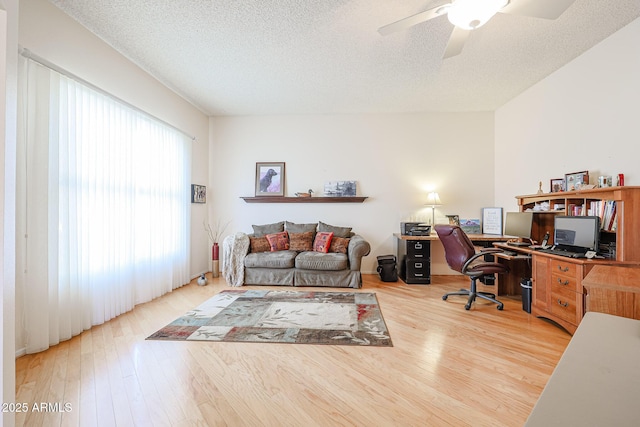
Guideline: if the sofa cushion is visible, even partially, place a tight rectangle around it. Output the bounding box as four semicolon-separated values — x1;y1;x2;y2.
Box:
329;236;350;254
313;231;333;253
295;251;348;271
285;221;317;233
318;221;352;238
249;236;271;253
252;221;285;237
244;250;297;269
289;231;314;252
265;231;290;251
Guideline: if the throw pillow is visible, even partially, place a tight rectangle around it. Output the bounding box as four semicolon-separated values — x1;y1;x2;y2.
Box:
313;231;334;253
265;231;290;251
249;236;271;253
285;221;317;233
318;221;352;238
252;221;285;237
329;236;350;254
289;231;314;252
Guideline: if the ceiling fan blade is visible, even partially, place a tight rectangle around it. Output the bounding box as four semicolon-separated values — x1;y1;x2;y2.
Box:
500;0;577;20
378;4;451;36
443;26;470;59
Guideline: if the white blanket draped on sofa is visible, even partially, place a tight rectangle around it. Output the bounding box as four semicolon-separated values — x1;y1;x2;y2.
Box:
223;232;250;286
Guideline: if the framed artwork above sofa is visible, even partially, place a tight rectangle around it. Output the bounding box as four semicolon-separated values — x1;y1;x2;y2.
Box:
255;162;285;196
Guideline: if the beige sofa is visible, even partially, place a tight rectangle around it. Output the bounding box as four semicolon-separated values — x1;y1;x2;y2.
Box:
224;221;371;288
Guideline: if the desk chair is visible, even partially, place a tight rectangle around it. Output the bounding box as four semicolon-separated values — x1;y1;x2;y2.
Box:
435;224;509;310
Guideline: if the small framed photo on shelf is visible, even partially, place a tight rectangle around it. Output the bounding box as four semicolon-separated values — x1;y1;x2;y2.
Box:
481;207;503;235
191;184;206;203
565;171;589;191
550;178;565;193
324;181;357;197
255;162;285;196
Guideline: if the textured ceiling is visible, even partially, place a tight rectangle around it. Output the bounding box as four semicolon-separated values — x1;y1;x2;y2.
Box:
50;0;640;116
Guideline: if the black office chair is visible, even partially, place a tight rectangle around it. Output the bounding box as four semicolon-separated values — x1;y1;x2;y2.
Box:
435;224;509;310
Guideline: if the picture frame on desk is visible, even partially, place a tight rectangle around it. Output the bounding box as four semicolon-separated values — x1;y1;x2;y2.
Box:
446;215;460;226
460;219;481;234
565;171;589;191
550;178;565;193
482;207;503;234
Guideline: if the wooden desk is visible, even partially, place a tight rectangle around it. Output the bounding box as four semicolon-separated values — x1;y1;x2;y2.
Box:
493;244;634;334
492;243;534;296
394;233;511;285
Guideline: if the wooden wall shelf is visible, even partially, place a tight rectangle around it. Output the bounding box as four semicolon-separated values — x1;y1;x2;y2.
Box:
241;196;368;203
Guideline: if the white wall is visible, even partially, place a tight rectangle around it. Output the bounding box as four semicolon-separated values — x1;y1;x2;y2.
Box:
16;0;210;352
209;112;496;274
495;17;640;210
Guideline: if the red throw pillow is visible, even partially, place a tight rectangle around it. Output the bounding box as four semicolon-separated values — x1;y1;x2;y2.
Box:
265;231;290;251
313;232;334;253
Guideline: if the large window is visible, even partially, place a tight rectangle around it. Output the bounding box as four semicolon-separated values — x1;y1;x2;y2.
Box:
18;57;192;353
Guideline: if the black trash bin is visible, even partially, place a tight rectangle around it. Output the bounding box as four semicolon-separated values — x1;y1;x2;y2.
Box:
377;255;398;282
521;278;532;313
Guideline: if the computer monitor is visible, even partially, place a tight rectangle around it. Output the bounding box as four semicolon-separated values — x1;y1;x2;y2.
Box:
553;216;600;252
504;212;533;242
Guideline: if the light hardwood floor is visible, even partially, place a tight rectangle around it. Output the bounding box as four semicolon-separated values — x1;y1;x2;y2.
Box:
15;274;571;426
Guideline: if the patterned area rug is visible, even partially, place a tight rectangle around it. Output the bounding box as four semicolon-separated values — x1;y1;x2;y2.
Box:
147;289;392;346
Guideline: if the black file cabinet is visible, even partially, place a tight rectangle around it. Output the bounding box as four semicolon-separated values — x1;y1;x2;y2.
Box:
397;239;431;284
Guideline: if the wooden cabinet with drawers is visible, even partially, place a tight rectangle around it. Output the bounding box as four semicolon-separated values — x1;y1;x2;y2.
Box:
532;254;596;334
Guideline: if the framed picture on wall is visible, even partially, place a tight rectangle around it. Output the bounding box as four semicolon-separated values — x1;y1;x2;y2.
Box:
191;184;206;203
255;162;285;196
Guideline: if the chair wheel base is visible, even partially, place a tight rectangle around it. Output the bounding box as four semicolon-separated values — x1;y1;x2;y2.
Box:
497;304;504;310
442;295;448;301
465;304;471;310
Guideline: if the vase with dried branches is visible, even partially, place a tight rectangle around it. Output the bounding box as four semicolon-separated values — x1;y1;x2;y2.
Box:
204;219;230;277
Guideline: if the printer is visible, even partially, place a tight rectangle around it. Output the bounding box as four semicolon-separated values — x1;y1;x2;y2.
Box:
401;222;432;236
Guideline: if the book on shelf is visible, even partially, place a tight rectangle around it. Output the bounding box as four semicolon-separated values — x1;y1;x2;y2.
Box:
608;204;617;231
568;204;583;216
589;200;617;231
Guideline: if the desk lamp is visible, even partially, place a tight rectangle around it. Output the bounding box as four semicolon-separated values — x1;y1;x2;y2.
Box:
426;192;442;228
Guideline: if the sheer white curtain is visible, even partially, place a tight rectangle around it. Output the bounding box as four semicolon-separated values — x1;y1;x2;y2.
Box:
17;57;192;353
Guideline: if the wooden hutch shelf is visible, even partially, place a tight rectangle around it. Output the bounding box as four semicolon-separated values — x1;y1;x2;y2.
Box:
517;186;640;261
241;196;368;203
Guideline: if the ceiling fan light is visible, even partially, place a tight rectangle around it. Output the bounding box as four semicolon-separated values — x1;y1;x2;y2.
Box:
447;0;508;30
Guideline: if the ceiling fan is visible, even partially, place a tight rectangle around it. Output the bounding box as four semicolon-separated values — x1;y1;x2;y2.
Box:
378;0;577;59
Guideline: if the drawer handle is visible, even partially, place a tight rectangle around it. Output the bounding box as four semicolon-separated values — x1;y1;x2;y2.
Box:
558;266;570;272
415;273;423;277
557;278;570;286
556;299;569;308
414;254;423;258
415;243;422;249
415;263;423;268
